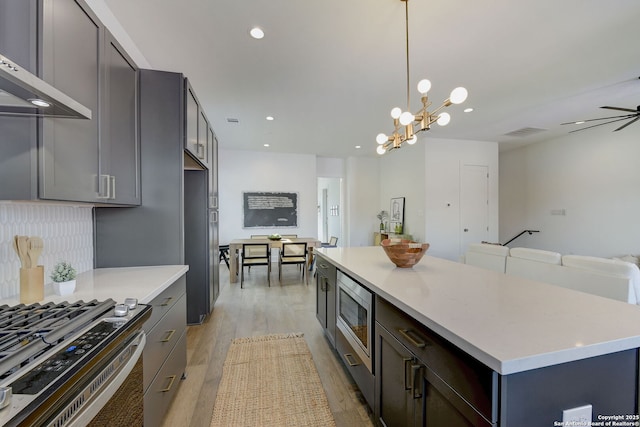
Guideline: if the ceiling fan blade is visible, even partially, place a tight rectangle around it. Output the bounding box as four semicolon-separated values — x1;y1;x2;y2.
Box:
560;114;635;125
601;106;638;113
568;116;635;133
613;116;640;132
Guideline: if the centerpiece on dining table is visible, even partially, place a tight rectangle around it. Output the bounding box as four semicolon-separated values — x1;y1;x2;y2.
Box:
268;233;282;241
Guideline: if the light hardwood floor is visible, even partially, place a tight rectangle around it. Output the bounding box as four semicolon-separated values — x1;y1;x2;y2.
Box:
161;261;374;427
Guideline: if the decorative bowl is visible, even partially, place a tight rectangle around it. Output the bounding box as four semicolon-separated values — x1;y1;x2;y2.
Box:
268;234;282;241
381;239;430;268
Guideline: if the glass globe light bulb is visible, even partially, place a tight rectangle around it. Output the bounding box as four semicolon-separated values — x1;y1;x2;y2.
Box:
417;79;431;94
450;87;468;104
399;111;415;126
390;107;402;119
407;135;418;145
437;112;451;126
376;133;388;144
376;145;386;155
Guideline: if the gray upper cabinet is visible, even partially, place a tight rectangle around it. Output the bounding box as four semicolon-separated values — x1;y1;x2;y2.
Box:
184;80;209;169
100;32;140;205
0;0;38;201
40;0;101;203
0;0;140;205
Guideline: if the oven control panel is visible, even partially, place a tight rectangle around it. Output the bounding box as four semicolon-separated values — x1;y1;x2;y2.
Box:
9;321;123;395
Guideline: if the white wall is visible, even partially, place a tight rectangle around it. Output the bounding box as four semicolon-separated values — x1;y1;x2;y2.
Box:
500;125;640;258
424;138;499;261
378;143;426;241
345;157;380;247
218;149;318;245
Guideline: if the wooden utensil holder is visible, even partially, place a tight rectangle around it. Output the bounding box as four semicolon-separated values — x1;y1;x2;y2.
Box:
20;265;44;304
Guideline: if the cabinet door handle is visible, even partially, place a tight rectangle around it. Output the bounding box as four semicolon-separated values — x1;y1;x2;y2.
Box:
160;296;173;306
161;329;176;343
343;353;360;367
398;328;427;348
403;358;412;390
159;375;176;392
97;174;110;199
411;364;423;399
109;175;116;199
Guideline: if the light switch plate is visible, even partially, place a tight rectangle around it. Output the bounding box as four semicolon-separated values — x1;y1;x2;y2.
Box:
562;404;592;425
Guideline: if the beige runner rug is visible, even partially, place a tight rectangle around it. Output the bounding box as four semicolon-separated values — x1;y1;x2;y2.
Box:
209;332;337;427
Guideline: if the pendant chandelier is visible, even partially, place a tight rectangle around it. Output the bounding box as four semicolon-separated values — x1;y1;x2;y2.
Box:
376;0;468;155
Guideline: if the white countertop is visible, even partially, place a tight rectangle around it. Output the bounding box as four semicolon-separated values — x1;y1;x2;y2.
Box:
319;246;640;375
0;265;189;306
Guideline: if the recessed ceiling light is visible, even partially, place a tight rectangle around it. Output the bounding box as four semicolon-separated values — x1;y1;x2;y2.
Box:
355;145;361;149
264;144;270;147
30;99;51;107
266;116;274;121
250;27;264;39
464;107;473;113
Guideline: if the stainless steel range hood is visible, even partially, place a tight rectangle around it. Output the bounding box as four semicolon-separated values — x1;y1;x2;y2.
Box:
0;53;91;119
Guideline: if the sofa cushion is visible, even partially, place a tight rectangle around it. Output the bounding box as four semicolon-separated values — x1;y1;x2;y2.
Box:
562;255;638;277
509;247;562;264
467;243;509;257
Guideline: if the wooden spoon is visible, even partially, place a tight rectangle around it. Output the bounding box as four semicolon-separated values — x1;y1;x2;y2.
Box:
28;237;43;268
17;236;30;268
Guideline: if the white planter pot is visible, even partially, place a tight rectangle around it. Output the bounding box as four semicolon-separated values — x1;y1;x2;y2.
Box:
53;279;76;296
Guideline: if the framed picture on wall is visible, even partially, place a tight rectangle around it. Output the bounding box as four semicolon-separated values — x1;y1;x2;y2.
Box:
390;197;405;233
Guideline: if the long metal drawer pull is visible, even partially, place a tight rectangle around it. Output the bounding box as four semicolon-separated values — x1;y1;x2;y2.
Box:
161;329;176;343
403;358;412;390
160;296;173;306
398;328;426;348
343;353;360;367
411;364;423;399
160;375;176;392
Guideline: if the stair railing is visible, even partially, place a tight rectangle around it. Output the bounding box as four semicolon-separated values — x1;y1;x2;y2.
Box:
502;230;539;246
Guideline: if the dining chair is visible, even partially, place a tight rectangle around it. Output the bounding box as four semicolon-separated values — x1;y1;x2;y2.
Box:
278;242;307;283
281;234;298;238
250;235;269;239
219;244;230;269
321;236;338;247
240;243;271;288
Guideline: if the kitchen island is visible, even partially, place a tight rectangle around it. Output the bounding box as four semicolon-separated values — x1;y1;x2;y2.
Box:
318;246;640;426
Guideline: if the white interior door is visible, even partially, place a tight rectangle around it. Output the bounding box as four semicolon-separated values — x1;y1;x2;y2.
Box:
460;164;489;253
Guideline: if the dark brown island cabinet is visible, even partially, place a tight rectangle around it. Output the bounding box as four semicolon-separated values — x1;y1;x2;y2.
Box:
315;249;639;427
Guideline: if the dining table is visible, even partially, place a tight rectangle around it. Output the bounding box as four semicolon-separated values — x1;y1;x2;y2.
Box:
227;237;321;283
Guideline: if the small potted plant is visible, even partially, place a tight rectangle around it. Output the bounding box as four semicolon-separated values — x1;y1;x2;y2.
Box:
377;211;388;232
50;261;77;296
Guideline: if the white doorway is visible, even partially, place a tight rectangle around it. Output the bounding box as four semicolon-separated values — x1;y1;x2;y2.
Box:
460;164;489;253
317;177;342;245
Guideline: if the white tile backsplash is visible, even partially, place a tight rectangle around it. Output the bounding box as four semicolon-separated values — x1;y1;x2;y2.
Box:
0;202;93;298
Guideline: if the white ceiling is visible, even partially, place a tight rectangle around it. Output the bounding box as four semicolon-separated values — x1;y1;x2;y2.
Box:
102;0;640;157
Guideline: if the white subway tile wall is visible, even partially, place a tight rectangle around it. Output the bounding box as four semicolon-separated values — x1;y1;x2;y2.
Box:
0;202;93;299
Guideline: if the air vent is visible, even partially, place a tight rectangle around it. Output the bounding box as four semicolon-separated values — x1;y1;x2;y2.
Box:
226;118;239;123
504;127;547;137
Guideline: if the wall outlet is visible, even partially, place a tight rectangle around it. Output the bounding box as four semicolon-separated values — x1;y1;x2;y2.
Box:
562;404;592;425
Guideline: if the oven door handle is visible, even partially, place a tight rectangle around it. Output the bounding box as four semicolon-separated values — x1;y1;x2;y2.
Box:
66;331;146;427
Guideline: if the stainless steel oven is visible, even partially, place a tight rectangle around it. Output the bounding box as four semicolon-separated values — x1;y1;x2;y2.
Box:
336;271;373;372
0;299;151;426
